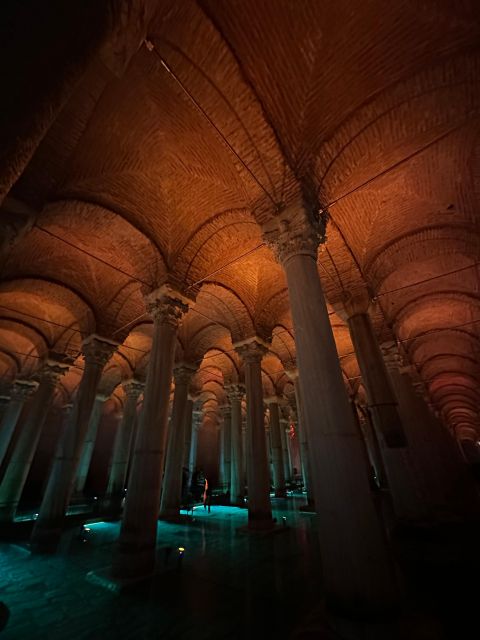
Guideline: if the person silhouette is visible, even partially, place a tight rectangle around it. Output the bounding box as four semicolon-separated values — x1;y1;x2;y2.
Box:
203;478;212;513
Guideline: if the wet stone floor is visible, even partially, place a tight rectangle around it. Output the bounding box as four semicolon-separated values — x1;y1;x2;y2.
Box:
0;497;478;639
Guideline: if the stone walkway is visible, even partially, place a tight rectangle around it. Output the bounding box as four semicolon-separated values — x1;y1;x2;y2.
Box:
0;499;323;639
0;498;478;639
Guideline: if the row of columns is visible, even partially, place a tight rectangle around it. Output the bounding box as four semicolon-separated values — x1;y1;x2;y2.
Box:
0;211;478;614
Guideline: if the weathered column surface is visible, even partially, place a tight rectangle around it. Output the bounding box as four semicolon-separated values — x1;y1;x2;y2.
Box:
286;370;314;504
0;380;38;468
104;379;143;515
187;410;202;490
31;335;116;549
279;411;293;482
235;339;273;530
112;286;189;580
263;209;397;614
228;384;245;505
74;393;108;495
345;297;428;523
385;347;480;522
160;364;196;518
0;358;69;522
221;404;232;497
266;398;286;497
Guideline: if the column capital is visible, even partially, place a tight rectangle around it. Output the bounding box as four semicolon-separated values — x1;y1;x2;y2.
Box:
38;357;71;386
11;379;38;401
262;201;327;266
234;337;269;363
381;342;404;372
285;367;299;381
82;334;118;368
146;284;190;328
342;289;372;319
122;378;144;399
226;383;245;402
173;362;197;385
219;404;232;419
264;395;282;405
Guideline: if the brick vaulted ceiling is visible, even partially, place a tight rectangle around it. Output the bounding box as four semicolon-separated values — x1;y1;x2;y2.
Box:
1;0;480;439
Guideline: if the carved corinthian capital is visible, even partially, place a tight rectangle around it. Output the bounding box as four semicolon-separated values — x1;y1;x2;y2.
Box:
11;379;38;401
234;337;269;364
173;363;197;385
122;379;144;400
226;383;245;403
82;334;118;369
262;200;327;266
146;284;189;329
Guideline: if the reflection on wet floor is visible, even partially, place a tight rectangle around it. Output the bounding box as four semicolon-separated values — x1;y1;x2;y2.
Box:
0;496;479;639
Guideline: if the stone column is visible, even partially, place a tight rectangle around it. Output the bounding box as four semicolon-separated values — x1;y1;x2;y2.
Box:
228;384;245;505
0;395;10;424
266;397;286;497
112;286;189;580
263;210;397;613
241;419;247;487
218;422;225;486
160;364;196;518
286;370;314;503
183;398;194;470
356;404;386;489
221;404;232;497
0;358;69;522
74;393;108;495
385;349;480;521
188;409;202;490
279;411;292;482
345;297;428;522
104;379;143;514
0;380;38;468
31;335;117;549
235;339;273;530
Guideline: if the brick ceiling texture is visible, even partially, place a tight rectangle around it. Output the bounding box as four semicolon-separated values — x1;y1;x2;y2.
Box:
1;0;479;439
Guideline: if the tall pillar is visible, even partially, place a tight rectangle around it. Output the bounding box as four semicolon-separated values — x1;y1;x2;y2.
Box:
74;393;108;495
31;335;117;549
221;404;232;497
183;398;194;470
160;364;196;518
0;380;38;468
385;349;480;521
279;410;292;482
266;397;286;497
235;338;273;530
228;384;245;505
345;297;428;522
263;210;397;613
356;404;386;489
104;379;143;514
286;370;313;502
0;395;10;424
241;419;247;487
218;423;225;486
0;358;69;522
188;409;202;489
112;286;189;580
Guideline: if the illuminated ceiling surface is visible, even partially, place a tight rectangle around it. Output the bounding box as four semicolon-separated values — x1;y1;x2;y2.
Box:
1;0;479;441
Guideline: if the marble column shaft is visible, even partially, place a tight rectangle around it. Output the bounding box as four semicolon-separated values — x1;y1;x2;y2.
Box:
0;380;38;468
236;340;272;529
279;417;292;481
188;413;201;488
228;386;244;505
264;214;397;612
113;289;188;579
183;399;194;469
74;393;107;494
31;335;116;548
347;309;428;522
288;373;313;501
160;364;196;517
105;379;143;510
267;399;286;497
0;360;68;522
222;405;232;494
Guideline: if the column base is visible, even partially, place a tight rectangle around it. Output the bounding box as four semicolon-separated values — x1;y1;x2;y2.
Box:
111;540;156;581
274;488;287;498
30;521;63;553
299;500;316;513
101;494;124;520
86;566;154;594
0;503;17;524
